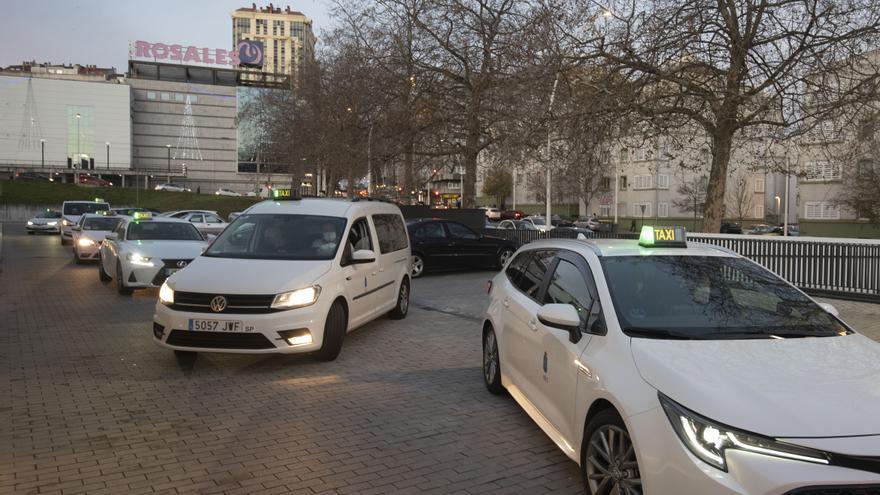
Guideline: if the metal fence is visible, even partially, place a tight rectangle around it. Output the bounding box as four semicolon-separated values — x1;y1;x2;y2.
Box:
483;229;880;302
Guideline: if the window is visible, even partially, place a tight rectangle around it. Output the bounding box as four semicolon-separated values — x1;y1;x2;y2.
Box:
804;161;841;181
413;222;445;239
256;19;267;35
146;91;157;100
543;259;595;329
618;148;628;164
174;93;184;102
188;214;203;223
189;95;197;104
619;175;628;191
127;222;202;241
599;177;611;191
599;205;612;217
754;204;764;219
346;218;374;253
273;20;284;36
632;203;652;217
446;221;478;240
506;252;531;287
513;250;556;301
372;214;408;254
805;202;840;220
161;92;170;101
657;174;670;189
658;203;669;218
234;17;250;34
755;178;765;193
634;175;653;190
204;214;223;224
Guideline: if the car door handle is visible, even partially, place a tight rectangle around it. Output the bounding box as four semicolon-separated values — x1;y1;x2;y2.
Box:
345;276;352;281
528;319;539;331
502;298;509;308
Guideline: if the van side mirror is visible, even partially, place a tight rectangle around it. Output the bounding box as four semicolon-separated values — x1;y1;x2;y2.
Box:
72;226;81;232
537;304;582;343
350;249;376;264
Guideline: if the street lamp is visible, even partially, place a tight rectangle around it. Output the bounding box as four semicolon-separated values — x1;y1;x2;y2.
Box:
774;195;781;221
75;113;81;184
546;73;560;223
166;144;172;183
106;142;110;170
40;139;45;168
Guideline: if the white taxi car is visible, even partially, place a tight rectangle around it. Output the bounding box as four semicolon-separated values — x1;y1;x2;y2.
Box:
26;209;62;234
99;213;207;296
152;190;411;361
72;213;122;264
482;226;880;494
60;199;110;245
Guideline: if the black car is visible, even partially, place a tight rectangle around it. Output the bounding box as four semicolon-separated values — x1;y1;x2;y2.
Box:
720;222;743;234
406;219;517;278
15;171;52;182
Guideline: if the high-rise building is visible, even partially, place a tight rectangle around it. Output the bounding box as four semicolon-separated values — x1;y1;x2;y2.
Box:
231;3;316;82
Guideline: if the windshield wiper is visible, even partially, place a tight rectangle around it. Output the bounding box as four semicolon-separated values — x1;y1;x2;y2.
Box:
623;327;706;340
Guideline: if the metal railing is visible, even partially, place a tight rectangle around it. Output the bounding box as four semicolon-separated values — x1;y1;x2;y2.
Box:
483;228;880;302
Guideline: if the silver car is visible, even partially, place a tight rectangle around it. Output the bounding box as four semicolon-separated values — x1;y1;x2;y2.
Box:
173;211;228;236
26;210;62;234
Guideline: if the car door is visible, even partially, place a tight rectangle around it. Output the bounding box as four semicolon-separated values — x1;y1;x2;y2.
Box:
370;214;410;313
187;214;207;234
341;217;380;328
203;213;226;235
444;221;493;268
101;221;126;276
531;251;601;443
411;221;452;268
501;249;556;404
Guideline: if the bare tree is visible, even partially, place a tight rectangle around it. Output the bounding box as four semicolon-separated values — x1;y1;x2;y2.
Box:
556;0;880;231
673;175;708;225
834;111;880;224
726;172;754;224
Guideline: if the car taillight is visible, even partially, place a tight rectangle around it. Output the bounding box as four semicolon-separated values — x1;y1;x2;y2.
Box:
486;280;493;294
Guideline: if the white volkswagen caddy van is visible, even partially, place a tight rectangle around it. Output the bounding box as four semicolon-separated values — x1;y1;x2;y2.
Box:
153;190;411;361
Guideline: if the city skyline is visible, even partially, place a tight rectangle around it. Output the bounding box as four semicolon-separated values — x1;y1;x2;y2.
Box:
0;0;332;71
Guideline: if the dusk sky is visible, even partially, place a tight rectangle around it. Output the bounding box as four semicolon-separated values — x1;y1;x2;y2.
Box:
0;0;335;70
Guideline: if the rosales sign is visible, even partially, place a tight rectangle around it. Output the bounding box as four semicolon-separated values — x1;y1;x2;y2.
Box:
130;40;264;68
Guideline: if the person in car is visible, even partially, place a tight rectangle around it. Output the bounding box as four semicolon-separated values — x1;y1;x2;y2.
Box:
312;222;339;256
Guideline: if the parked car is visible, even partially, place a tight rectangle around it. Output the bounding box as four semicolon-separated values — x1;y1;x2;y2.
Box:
522;216;551;232
15;171;52;182
483;207;502;221
500;209;525;220
497;219;538;231
215;188;241;197
574;216;601;231
550;214;574;228
26;210;62;234
548;226;596;239
72;214;123;264
747;224;778;235
79;175;113;187
154;183;189;192
720;221;743;234
406;219;516;278
173;211;228;236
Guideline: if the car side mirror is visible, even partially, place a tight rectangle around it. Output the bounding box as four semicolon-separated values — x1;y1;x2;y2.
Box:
105;233;118;240
537;304;582;343
818;302;839;318
350;249;376;264
72;226;81;231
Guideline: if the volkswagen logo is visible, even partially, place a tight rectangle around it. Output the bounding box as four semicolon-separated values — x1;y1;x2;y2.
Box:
176;260;188;268
210;296;227;313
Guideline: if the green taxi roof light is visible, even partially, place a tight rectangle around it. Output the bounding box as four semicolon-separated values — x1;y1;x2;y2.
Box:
639;225;655;246
94;197;104;202
639;225;687;248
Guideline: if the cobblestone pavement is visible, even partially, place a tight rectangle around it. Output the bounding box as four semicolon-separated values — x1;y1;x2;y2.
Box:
2;223;879;495
0;224;582;495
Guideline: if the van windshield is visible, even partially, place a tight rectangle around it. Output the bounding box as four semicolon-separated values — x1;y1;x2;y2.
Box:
204;214;347;260
64;203;109;216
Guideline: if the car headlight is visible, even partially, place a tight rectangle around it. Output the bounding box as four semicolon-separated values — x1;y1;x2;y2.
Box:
659;393;829;471
77;238;96;247
271;285;321;310
62;219;70;226
159;281;174;305
47;221;58;226
27;221;34;225
127;252;154;266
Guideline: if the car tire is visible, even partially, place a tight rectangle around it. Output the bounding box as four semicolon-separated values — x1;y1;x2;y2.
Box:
582;409;642;495
27;231;34;235
60;236;69;246
98;256;112;282
116;262;134;296
482;326;504;395
74;248;84;265
388;277;410;320
315;301;347;361
496;248;514;269
174;350;197;358
411;254;425;279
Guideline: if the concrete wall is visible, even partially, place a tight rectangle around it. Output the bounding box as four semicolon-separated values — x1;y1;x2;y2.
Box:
0;75;131;169
0;204;59;222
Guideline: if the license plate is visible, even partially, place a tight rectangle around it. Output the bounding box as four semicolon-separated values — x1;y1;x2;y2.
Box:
188;319;243;332
165;268;179;276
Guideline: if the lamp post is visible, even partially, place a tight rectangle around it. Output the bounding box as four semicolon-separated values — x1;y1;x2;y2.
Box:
75;113;81;185
40;139;45;168
774;195;781;223
545;73;560;224
105;142;110;170
166;144;172;183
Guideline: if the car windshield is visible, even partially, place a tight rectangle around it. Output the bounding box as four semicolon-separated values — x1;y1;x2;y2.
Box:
127;221;203;241
37;211;61;219
530;218;545;226
516;221;537;230
600;255;849;340
64;203;109;216
204;214;347;260
83;218;120;231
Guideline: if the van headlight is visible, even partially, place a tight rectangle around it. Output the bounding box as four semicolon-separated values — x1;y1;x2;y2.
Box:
159;281;174;305
271;285;320;310
659;393;829;471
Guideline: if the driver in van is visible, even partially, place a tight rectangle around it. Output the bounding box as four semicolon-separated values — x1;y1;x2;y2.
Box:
312;222;338;256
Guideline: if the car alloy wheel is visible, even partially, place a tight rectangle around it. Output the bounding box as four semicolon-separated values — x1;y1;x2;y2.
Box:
389;278;409;320
411;255;425;278
482;327;503;394
498;248;513;268
585;419;642;495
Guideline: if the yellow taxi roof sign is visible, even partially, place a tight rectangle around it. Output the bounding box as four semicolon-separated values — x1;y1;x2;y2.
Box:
639;226;687;247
